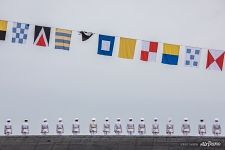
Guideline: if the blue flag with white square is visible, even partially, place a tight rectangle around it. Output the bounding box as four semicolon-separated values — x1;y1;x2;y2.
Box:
184;46;201;68
12;22;29;44
97;34;115;56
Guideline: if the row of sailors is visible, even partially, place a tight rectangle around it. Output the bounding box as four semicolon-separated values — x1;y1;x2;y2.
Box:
4;117;222;136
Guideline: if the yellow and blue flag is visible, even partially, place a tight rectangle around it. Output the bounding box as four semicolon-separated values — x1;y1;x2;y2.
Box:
162;43;180;65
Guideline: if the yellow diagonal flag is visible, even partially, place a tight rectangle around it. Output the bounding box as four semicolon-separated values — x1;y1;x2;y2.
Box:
118;37;137;59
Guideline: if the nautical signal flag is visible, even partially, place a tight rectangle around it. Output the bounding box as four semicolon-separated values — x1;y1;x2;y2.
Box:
97;34;115;56
162;43;180;65
79;31;93;41
34;25;51;47
206;49;225;71
140;41;158;62
0;20;8;41
118;37;136;59
55;28;72;51
12;22;29;44
184;46;201;68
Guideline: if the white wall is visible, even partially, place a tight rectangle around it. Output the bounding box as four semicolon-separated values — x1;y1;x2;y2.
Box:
0;0;225;135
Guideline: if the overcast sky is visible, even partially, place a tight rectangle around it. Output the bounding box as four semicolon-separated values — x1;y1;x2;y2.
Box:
0;0;225;135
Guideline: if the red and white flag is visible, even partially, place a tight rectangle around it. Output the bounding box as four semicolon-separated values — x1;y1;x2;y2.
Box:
140;41;158;62
206;49;225;71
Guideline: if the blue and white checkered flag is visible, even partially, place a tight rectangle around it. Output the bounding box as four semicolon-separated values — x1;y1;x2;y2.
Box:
184;46;202;68
12;22;29;44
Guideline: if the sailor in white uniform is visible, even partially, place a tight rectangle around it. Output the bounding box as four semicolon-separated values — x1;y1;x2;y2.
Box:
138;118;146;135
89;118;97;135
41;118;49;135
212;118;221;136
21;119;29;135
181;118;191;136
114;118;122;135
56;118;64;135
152;118;159;135
166;118;174;135
198;119;206;136
4;119;12;136
103;117;110;135
72;118;80;135
127;118;135;135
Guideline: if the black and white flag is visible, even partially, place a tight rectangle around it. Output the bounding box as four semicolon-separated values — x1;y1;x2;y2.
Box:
79;31;93;41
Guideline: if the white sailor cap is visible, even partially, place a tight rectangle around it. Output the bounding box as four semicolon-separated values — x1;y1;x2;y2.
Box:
184;118;188;121
154;117;158;121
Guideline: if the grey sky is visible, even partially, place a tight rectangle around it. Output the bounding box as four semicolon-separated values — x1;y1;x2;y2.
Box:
0;0;225;135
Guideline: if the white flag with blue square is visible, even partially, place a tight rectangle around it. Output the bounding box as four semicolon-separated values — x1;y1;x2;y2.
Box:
12;22;29;44
184;46;201;68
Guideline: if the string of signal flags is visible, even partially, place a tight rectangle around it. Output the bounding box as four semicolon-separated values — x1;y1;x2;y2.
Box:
0;19;225;71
